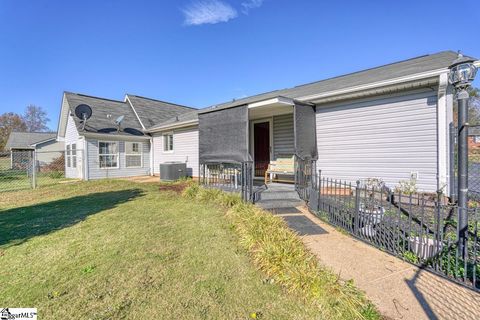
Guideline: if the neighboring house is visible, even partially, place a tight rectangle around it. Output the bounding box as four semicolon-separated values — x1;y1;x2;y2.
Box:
5;132;64;169
57;50;480;194
56;92;195;179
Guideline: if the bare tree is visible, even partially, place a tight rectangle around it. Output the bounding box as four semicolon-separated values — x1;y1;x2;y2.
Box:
23;104;50;132
0;112;27;151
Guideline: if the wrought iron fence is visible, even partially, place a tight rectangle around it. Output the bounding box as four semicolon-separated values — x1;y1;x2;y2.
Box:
200;161;254;202
294;156;316;201
0;150;70;192
303;171;480;291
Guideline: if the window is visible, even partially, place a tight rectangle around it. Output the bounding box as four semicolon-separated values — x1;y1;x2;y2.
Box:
99;141;119;168
66;145;71;167
71;144;77;168
126;142;142;168
163;133;173;152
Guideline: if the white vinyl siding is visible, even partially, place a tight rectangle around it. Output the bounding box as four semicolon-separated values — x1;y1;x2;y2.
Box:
64;115;83;179
153;126;199;177
316;90;438;192
273;113;294;159
87;139;150;179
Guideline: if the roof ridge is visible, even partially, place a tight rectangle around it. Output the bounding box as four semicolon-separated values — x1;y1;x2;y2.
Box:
127;94;196;110
292;51;454;90
65;91;125;103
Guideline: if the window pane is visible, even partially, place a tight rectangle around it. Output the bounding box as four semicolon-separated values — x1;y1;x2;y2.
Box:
67;155;71;167
99;155;117;168
99;142;118;155
72;155;77;168
72;143;77;156
126;155;142;167
126;142;140;154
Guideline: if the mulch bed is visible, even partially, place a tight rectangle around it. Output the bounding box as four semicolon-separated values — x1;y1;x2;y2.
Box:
158;183;189;194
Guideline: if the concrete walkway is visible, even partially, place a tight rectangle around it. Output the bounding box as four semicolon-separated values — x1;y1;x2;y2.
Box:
270;205;480;320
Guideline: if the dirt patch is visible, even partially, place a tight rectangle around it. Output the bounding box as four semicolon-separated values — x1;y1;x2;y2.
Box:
158;183;189;194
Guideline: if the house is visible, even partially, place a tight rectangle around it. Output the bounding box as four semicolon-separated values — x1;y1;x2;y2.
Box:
57;51;480;194
5;132;64;169
56;93;195;179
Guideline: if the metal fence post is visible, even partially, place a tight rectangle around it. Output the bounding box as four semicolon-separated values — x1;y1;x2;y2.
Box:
354;180;361;235
32;151;37;189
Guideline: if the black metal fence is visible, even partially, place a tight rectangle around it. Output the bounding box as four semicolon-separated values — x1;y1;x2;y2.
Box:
0;150;69;192
200;161;254;202
296;164;480;291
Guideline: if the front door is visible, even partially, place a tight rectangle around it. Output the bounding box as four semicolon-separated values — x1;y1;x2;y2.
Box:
253;121;270;177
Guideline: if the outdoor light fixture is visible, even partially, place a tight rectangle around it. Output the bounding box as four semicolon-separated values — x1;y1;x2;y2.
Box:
449;52;477;261
448;52;477;89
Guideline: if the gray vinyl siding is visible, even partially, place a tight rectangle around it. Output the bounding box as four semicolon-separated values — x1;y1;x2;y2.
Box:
316;90;438;192
152;126;199;177
273;114;294;159
87;139;150;179
64;114;82;179
36;140;64;164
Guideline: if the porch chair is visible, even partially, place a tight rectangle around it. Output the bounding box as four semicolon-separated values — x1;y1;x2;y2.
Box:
264;155;295;184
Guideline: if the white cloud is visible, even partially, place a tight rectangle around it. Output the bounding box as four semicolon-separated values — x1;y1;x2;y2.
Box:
241;0;264;14
182;0;238;26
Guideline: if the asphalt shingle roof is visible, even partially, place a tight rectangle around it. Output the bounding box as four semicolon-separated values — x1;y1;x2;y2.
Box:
148;51;471;128
5;132;57;150
126;95;196;128
64;92;145;137
201;50;476;113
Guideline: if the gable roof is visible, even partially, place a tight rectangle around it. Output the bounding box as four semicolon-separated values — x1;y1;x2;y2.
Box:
64;92;145;137
5;132;57;150
126;95;196;129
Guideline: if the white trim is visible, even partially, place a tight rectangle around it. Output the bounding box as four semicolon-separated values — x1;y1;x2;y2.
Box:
437;73;448;193
82;132;150;141
248;97;294;109
98;140;120;169
30;137;57;147
249;118;273;178
147;120;198;133
84;138;89;180
125;95;146;130
297;68;450;102
125;141;143;168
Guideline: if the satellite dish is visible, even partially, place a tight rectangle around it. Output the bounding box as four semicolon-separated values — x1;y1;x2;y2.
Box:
74;104;92;131
115;115;125;132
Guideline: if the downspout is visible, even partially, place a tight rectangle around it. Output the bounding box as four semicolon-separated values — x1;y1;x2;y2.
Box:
150;136;154;176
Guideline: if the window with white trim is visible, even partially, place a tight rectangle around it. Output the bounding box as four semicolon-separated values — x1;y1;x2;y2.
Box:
126;142;142;168
99;141;118;168
66;145;71;167
71;143;77;168
163;133;173;152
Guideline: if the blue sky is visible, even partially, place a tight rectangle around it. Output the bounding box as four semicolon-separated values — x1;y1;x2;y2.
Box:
0;0;479;130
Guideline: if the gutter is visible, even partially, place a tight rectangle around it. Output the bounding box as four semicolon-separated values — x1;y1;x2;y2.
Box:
81;132;151;141
146;119;198;133
296;68;450;103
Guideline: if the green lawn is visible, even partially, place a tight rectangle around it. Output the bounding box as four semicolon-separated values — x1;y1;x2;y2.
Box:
0;180;326;319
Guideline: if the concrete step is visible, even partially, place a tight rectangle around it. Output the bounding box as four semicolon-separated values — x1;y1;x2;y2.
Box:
255;199;304;209
257;190;300;201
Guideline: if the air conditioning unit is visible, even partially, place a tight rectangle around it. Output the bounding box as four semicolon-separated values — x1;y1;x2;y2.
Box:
160;162;187;181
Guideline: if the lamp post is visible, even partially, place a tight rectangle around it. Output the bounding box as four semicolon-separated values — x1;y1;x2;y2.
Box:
448;52;477;259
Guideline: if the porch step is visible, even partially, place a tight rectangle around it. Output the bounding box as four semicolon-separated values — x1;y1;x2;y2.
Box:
257;190;300;201
256;199;304;210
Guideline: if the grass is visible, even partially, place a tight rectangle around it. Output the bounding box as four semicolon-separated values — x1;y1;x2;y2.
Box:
0;169;70;192
0;180;327;319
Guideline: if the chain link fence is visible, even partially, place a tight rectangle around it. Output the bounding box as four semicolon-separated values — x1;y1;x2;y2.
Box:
0;150;70;193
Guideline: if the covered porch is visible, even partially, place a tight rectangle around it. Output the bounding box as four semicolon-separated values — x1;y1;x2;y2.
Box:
198;96;318;202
